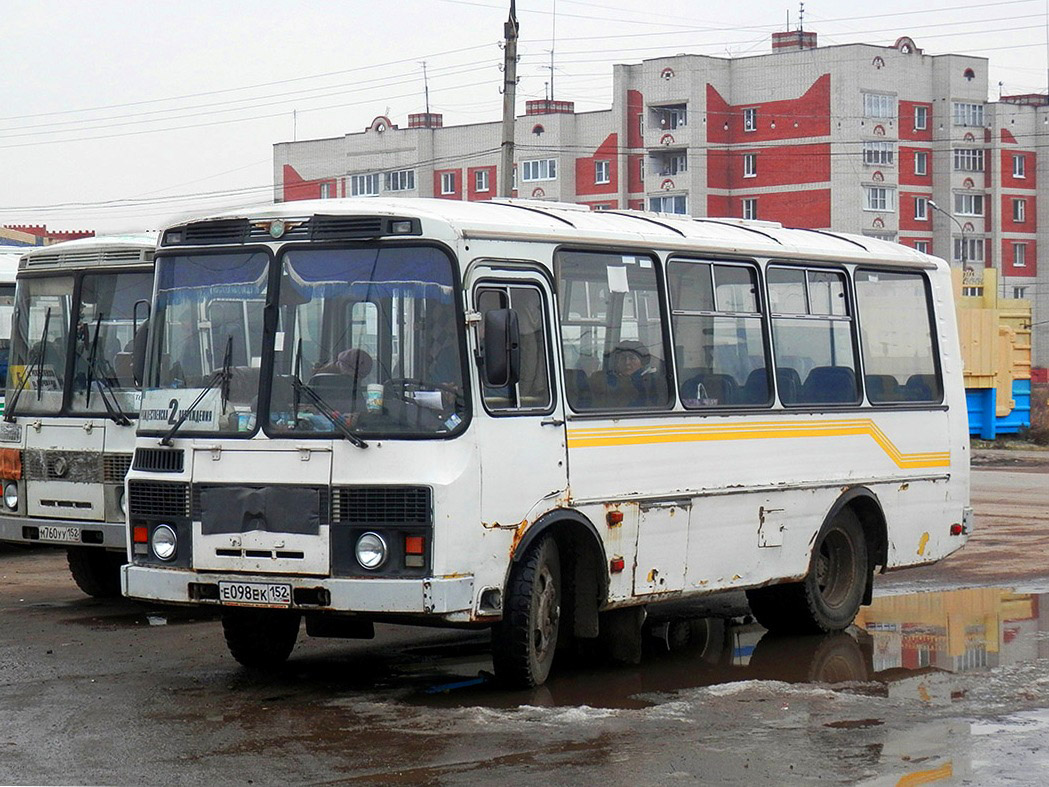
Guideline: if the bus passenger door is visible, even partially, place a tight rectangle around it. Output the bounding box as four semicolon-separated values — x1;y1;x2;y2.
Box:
469;267;568;529
634;499;691;595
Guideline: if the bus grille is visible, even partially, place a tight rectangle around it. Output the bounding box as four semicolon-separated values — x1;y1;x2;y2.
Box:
332;486;431;524
128;481;190;518
190;485;330;524
133;448;185;473
102;453;133;483
164;219;249;246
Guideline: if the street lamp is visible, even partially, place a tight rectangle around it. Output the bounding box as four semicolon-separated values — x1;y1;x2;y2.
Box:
927;200;967;267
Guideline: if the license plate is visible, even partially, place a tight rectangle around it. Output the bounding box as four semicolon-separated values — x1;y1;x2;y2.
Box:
37;525;81;543
218;581;292;608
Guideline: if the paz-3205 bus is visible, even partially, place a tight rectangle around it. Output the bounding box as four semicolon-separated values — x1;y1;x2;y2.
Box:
0;235;156;596
122;199;970;687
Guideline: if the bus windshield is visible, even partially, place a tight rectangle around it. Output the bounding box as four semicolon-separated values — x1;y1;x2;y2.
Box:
5;274;74;416
141;252;268;436
267;245;466;438
69;270;154;416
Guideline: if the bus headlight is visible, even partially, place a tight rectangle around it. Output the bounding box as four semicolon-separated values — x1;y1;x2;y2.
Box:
151;525;177;561
3;481;18;510
355;532;387;570
118;488;127;517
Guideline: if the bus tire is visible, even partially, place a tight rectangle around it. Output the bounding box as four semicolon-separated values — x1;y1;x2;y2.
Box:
746;508;868;635
66;547;124;598
221;608;301;668
492;535;561;688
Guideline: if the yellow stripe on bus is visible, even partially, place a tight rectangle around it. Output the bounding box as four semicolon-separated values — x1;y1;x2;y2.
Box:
566;419;951;469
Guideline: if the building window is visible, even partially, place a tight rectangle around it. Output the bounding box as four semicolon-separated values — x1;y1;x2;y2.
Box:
1013;198;1026;223
350;173;380;197
1013;243;1027;267
594;160;610;185
638;112;644;138
385;169;415;192
743;107;757;132
914;240;930;254
863;93;896;119
1013;154;1026;178
864;231;898;242
639;157;645;182
649;195;687;214
742;198;757;220
864;187;895;212
914;197;928;220
914;105;928;130
863;141;895;166
914;151;928;176
954;193;984;216
440;172;456;195
521;158;557;181
319;182;332;199
1014;286;1028;298
475;169;490;193
743;153;757;178
953;148;985;172
952;102;985;127
954;237;984;264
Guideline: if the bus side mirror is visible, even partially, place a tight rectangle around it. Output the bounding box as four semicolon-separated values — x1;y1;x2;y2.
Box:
132;321;149;386
483;308;520;387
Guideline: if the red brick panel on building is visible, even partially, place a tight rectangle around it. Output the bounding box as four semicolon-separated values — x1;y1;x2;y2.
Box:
575;134;619;197
707;144;830;190
706;74;831;144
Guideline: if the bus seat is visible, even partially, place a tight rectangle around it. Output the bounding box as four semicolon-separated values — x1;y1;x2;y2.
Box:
682;371;738;406
741;368;772;405
865;374;901;402
903;373;938;401
564;368;592;410
801;366;858;404
775;367;803;404
113;352;134;385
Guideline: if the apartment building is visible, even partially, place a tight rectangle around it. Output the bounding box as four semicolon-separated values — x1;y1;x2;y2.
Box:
273;31;1047;369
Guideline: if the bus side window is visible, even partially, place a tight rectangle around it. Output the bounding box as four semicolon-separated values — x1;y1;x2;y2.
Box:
854;269;943;404
668;259;771;409
476;284;553;413
769;266;860;407
557;250;671;412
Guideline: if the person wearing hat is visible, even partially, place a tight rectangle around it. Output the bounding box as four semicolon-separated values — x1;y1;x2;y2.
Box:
316;348;373;379
590;340;660;408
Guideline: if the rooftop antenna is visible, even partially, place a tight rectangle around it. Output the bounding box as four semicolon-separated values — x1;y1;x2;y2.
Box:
799;1;805;31
292;109;297;141
549;0;557;100
420;61;431;115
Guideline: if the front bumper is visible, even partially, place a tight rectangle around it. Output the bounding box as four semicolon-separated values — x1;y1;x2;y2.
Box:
122;564;476;616
0;513;126;549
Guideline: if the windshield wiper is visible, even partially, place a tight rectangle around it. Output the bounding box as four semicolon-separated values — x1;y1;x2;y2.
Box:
287;341;367;449
82;312;131;426
159;335;234;446
4;308;51;421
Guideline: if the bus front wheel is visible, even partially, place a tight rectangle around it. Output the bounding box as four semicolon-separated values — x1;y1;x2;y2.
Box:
221;608;301;668
492;535;562;688
746;508;869;635
66;547;124;598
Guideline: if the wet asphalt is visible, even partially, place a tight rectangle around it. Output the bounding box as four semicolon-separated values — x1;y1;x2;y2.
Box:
2;455;1048;785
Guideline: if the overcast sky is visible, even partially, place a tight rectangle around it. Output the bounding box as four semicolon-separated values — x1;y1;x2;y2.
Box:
0;0;1045;235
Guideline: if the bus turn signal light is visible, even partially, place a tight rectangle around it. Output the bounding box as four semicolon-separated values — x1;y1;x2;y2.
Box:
404;536;425;568
950;523;964;536
606;511;624;527
133;526;148;544
610;556;625;573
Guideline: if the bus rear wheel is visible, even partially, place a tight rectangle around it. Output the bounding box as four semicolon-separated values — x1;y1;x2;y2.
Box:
746;508;868;635
66;547;124;598
492;535;562;688
221;608;301;668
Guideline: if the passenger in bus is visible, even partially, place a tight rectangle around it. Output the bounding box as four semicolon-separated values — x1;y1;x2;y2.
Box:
590;341;662;408
310;349;373;414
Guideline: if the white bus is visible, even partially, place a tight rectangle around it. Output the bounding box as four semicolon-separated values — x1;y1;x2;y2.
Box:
0;234;157;596
0;248;21;416
122;199;971;687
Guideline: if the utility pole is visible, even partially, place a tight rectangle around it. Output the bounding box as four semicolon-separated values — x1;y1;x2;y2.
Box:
499;0;519;198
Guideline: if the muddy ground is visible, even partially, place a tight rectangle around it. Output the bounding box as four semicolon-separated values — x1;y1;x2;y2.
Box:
0;449;1047;785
